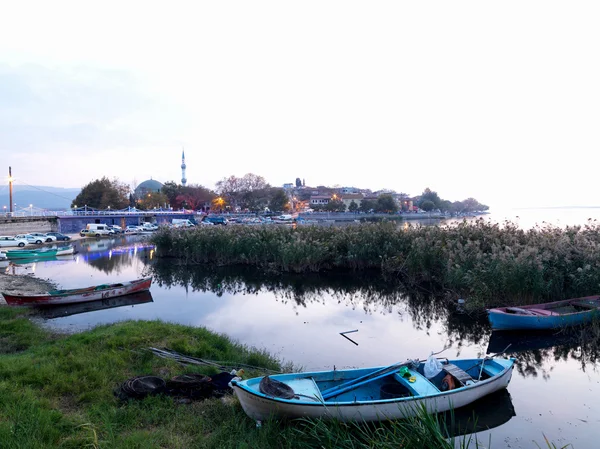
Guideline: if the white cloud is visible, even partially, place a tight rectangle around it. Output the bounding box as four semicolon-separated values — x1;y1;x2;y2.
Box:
1;1;599;207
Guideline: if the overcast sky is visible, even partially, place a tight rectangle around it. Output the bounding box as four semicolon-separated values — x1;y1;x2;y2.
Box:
1;1;599;208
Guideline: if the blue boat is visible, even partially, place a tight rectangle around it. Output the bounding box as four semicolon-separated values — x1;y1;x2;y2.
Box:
231;357;514;422
487;295;600;331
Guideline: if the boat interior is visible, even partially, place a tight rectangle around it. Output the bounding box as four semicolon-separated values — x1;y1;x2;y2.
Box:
504;298;600;316
249;359;507;403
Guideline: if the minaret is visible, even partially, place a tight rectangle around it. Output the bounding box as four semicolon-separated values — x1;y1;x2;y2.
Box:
181;149;187;186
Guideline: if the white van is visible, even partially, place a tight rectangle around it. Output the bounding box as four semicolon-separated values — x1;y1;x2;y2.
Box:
172;219;195;228
86;224;115;236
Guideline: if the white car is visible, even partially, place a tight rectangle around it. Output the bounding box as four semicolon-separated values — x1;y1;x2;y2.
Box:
29;232;57;243
15;234;44;244
125;225;143;234
0;236;28;247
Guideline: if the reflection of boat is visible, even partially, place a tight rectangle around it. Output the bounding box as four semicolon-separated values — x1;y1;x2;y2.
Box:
487;329;578;355
2;277;152;306
232;358;514;422
5;248;59;259
488;295;600;330
33;290;154;319
442;388;516;437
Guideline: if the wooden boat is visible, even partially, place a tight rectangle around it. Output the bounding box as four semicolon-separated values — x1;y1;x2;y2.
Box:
231;357;514;422
5;248;59;259
1;277;152;306
487;295;600;330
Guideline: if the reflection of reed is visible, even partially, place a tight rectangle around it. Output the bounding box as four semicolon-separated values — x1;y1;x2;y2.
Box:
147;262;491;347
486;326;600;378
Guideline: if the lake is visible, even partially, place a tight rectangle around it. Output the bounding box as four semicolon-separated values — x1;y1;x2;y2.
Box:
4;207;600;447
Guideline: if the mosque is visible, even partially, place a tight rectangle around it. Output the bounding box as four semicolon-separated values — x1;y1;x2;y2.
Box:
134;150;187;197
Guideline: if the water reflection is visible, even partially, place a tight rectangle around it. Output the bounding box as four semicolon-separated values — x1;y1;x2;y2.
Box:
33;290;154;319
76;236;155;274
487;328;600;379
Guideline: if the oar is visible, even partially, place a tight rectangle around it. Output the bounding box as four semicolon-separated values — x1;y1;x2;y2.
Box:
321;348;448;400
320;361;411;399
322;366;412;400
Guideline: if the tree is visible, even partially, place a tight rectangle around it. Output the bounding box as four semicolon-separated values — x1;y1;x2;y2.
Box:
72;177;129;209
348;200;358;213
176;185;215;210
138;191;169;210
359;199;376;213
418;188;441;209
269;189;289;212
216;173;270;207
375;194;398;213
326;199;346;212
161;181;180;205
420;200;435;212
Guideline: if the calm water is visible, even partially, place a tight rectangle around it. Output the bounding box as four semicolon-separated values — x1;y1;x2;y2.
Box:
4;207;600;447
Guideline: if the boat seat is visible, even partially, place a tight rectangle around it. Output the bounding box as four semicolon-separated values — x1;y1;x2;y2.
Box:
505;307;535;315
442;364;474;386
571;301;600;310
288;378;323;402
527;308;557;316
393;369;439;396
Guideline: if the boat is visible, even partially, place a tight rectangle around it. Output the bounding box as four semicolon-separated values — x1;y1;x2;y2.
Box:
0;251;6;261
33;290;154;319
231;357;514;422
55;246;75;256
1;277;152;306
487;295;600;330
5;248;59;259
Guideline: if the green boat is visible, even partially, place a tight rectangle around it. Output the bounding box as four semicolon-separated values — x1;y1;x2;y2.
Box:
5;248;59;259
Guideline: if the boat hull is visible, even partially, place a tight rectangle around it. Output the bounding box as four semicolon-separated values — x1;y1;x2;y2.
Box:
232;358;514;422
488;295;600;330
1;278;152;306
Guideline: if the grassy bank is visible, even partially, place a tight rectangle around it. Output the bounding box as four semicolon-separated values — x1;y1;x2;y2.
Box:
0;307;484;449
151;219;600;309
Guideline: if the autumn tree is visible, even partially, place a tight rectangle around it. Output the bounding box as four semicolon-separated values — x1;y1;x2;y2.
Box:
137;191;169;210
216;173;269;207
72;177;130;209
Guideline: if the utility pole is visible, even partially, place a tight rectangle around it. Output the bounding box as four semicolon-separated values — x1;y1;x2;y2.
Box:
8;166;13;214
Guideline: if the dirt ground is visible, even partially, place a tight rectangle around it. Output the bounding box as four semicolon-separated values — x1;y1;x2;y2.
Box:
0;273;56;305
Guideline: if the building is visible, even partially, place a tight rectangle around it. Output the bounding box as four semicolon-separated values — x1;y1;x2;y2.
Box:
181;150;187;186
310;195;330;206
135;179;164;197
339;194;364;210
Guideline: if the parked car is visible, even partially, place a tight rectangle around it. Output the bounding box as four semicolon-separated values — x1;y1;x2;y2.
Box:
45;232;71;241
202;216;229;226
108;225;124;234
140;223;159;231
0;236;28;247
15;234;46;244
125;225;143;234
29;232;57;243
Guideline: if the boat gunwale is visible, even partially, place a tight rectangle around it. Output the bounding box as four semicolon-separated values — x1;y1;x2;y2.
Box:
231;359;514;407
488;295;600;317
1;277;152;301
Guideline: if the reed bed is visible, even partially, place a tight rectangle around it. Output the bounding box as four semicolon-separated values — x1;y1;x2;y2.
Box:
152;219;600;309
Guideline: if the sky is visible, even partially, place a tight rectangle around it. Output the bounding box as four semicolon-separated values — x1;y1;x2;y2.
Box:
1;1;599;209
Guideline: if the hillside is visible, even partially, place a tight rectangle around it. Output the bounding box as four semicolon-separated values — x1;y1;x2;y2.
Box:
0;185;80;211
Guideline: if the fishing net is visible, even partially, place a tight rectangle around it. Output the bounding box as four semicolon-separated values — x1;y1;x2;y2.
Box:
115;375;166;400
259;376;296;399
116;372;237;401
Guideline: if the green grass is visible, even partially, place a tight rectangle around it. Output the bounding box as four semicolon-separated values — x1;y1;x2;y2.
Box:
0;307;569;448
151;219;600;310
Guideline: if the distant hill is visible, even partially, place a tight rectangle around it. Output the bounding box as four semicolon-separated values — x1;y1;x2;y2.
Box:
0;185;80;211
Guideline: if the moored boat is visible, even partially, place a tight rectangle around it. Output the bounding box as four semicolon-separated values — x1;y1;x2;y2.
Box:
0;251;6;261
5;248;59;259
231;357;514;422
55;246;75;256
1;277;152;306
487;295;600;331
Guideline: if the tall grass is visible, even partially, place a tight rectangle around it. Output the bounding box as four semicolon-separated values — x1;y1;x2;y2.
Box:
151;219;600;308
